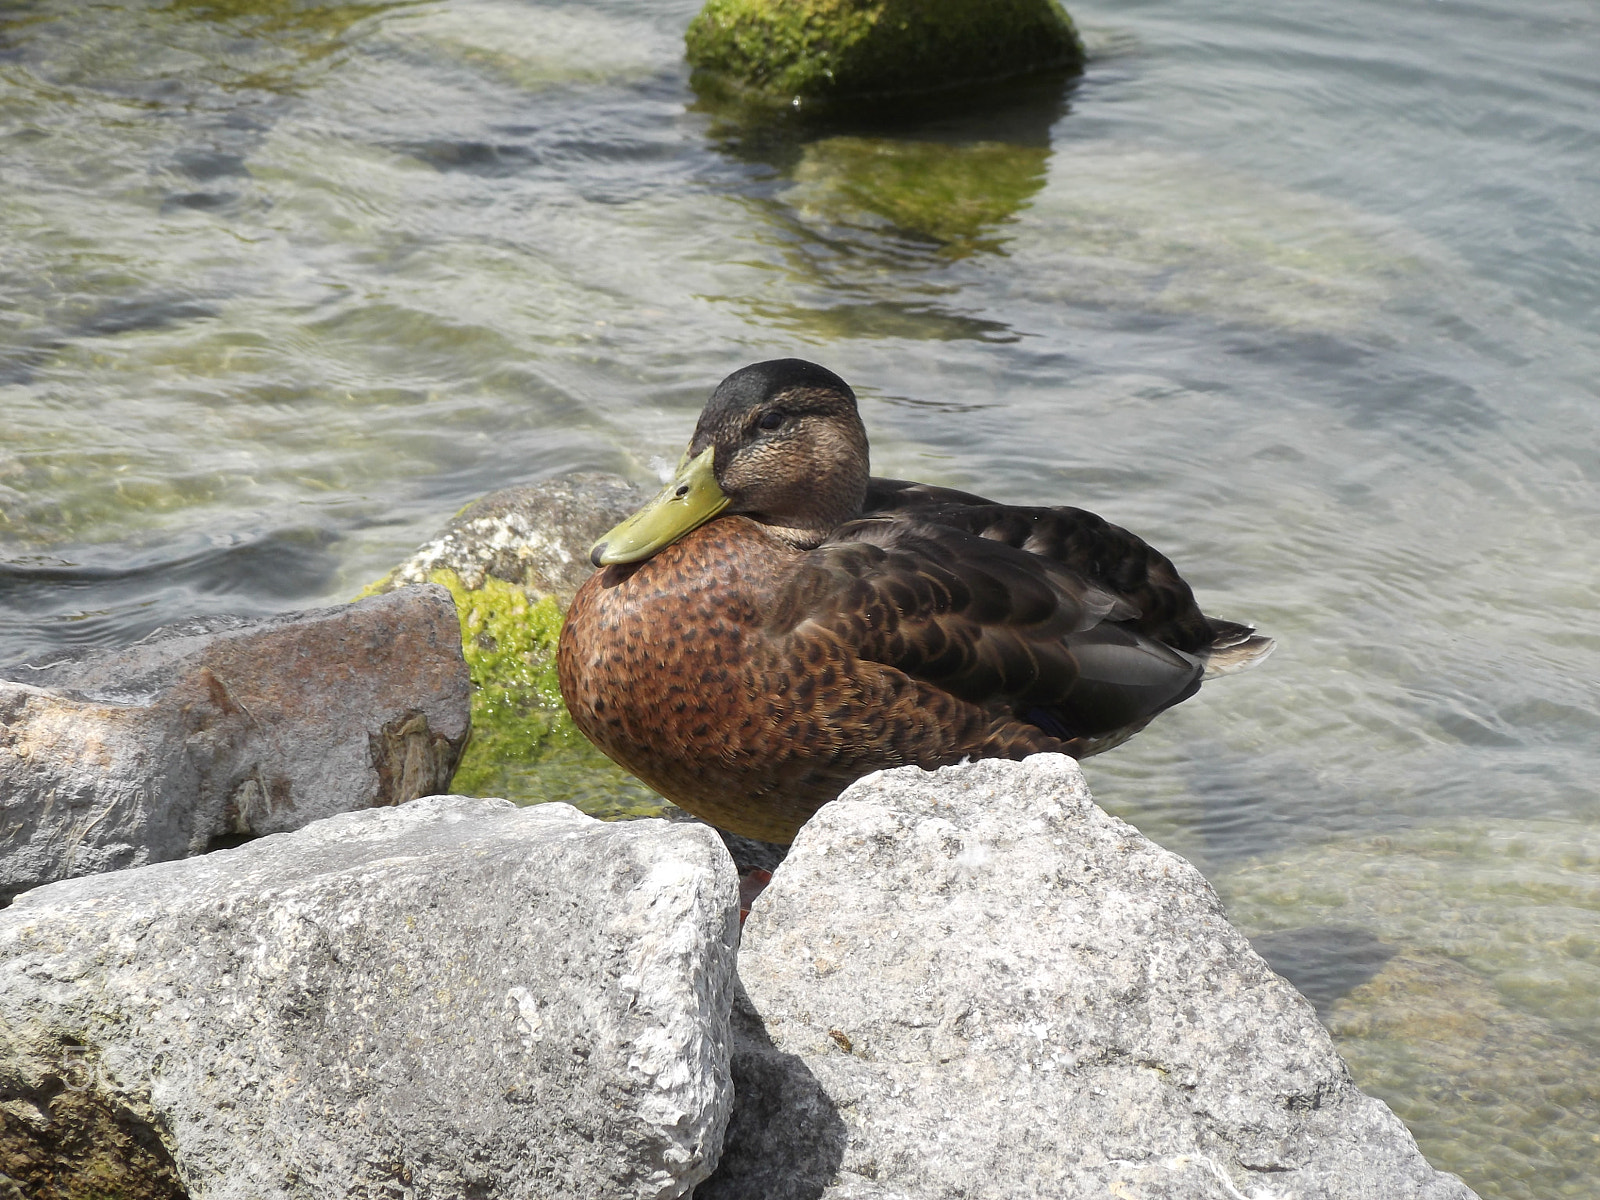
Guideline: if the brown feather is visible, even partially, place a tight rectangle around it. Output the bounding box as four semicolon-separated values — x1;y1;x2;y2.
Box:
556;360;1273;844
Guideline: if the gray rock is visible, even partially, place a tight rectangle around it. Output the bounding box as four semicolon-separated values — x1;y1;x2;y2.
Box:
0;796;739;1200
370;473;651;607
703;755;1477;1200
0;586;470;902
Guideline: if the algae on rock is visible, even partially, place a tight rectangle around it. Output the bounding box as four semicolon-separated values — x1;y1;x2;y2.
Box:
789;135;1051;255
358;474;670;819
425;569;667;819
686;0;1084;102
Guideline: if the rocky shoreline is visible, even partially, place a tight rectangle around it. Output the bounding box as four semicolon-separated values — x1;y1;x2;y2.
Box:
0;758;1475;1199
0;587;470;906
0;474;1477;1197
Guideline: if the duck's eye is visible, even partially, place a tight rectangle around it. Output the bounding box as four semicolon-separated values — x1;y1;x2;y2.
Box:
757;411;785;432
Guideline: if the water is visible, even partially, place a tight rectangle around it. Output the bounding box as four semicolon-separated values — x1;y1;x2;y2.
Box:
2;0;1598;1193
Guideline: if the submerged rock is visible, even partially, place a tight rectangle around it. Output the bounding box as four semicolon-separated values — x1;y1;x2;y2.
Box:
788;136;1052;257
0;586;469;904
0;796;740;1200
686;0;1085;102
701;755;1476;1199
1217;820;1600;1197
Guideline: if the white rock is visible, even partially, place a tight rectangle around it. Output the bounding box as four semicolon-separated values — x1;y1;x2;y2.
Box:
702;755;1477;1200
0;797;739;1200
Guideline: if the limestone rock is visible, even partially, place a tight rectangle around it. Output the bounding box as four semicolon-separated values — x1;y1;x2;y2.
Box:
702;755;1477;1200
0;797;740;1200
368;473;651;608
0;586;470;903
686;0;1085;103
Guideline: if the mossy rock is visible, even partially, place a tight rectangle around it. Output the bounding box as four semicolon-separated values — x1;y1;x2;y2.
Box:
422;568;670;818
358;474;671;819
686;0;1084;102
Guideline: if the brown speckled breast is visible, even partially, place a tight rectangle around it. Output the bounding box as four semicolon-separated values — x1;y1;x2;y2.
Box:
556;516;1065;844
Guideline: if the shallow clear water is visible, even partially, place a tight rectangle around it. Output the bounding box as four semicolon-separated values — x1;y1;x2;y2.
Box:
2;0;1597;1194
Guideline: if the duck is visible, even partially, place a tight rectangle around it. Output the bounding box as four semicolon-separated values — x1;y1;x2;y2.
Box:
556;359;1273;845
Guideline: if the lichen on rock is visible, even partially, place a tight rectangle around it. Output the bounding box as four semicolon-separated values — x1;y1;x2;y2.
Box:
685;0;1085;103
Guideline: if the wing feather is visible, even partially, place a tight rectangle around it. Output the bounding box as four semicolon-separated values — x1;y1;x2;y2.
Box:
769;504;1206;742
862;477;1215;652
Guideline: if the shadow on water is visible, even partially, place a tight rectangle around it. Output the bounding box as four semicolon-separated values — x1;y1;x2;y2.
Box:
1249;925;1398;1021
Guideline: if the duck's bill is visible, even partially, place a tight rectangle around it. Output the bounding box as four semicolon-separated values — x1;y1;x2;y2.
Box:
590;446;730;566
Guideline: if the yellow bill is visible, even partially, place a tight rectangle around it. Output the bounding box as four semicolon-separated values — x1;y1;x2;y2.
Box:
589;446;730;566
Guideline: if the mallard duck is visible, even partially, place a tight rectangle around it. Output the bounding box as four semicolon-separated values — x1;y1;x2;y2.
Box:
557;359;1273;844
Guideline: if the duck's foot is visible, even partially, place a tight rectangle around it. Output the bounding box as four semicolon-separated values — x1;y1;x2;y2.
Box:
738;868;773;925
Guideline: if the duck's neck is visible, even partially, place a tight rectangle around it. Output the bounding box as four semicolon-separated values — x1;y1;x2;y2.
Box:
755;459;868;549
757;513;854;550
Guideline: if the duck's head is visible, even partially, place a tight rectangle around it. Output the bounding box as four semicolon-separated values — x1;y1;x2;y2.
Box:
590;359;870;567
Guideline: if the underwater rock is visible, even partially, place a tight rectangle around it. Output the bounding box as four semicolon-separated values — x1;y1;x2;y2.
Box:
1216;821;1600;1198
700;755;1477;1200
685;0;1084;102
788;135;1052;256
0;586;469;904
1326;950;1600;1200
0;796;739;1200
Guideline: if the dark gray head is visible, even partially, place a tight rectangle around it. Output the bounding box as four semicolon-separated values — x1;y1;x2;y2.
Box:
590;359;872;566
688;359;871;548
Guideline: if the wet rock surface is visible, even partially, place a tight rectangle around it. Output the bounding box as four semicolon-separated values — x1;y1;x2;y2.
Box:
0;586;470;903
701;755;1477;1200
366;472;650;608
0;796;739;1200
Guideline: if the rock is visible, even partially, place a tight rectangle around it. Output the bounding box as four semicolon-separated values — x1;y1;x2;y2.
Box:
1323;949;1600;1198
361;473;669;814
366;472;651;609
685;0;1085;103
0;796;740;1200
789;136;1052;257
0;586;470;904
701;755;1477;1200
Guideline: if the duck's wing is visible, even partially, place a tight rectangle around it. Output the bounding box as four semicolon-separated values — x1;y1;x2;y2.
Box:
767;516;1205;741
863;477;1216;653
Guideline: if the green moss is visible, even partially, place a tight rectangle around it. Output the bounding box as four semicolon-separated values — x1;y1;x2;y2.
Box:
686;0;1084;101
792;136;1050;253
424;569;674;818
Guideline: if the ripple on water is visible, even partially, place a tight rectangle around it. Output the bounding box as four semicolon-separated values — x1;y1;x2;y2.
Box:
1218;821;1600;1199
2;2;1600;1196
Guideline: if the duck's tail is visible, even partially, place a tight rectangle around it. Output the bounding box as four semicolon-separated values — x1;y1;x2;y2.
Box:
1200;619;1276;680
